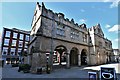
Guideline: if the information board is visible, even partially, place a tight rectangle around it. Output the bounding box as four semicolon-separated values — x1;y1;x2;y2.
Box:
100;67;116;80
88;72;97;80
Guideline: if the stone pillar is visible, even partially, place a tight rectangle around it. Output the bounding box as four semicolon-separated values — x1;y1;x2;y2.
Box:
87;55;90;65
78;54;81;66
31;53;47;73
66;53;70;68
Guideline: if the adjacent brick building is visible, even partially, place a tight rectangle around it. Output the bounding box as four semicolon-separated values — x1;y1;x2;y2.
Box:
1;27;30;65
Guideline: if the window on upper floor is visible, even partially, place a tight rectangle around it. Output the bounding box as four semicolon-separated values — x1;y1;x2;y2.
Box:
89;37;92;43
70;29;79;40
83;33;87;42
20;34;24;40
13;32;18;39
56;24;65;36
12;40;17;46
4;39;9;46
70;31;79;40
5;31;11;37
25;42;28;48
56;28;65;36
25;35;29;41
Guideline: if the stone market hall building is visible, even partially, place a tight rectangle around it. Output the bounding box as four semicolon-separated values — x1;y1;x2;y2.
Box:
26;2;113;72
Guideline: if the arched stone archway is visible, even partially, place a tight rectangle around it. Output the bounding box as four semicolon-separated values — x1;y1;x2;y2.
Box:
70;47;79;66
81;49;87;65
54;45;67;66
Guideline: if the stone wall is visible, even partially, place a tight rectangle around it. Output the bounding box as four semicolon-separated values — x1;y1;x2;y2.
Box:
31;53;47;73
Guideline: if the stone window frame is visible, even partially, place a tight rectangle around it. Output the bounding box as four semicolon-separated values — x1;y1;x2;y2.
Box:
56;28;65;36
82;32;87;42
70;28;79;40
56;23;65;36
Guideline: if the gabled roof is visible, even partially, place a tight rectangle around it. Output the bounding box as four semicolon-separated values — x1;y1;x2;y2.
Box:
94;23;104;37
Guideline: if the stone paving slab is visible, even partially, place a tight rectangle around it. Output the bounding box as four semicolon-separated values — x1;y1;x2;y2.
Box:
1;63;120;79
2;66;89;78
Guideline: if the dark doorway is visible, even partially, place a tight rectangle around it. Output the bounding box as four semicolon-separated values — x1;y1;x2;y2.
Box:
81;49;87;65
70;47;78;66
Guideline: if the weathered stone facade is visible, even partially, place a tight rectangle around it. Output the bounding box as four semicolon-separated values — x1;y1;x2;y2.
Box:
26;2;113;72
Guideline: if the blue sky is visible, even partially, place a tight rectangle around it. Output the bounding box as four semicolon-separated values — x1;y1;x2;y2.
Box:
0;1;119;49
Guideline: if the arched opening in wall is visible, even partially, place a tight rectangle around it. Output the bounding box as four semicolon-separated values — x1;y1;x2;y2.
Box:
81;49;87;65
70;47;79;66
53;45;67;68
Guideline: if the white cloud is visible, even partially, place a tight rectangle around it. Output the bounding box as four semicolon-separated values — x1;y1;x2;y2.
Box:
113;38;120;45
103;0;112;2
108;25;120;32
80;9;85;12
111;38;119;49
103;0;119;8
110;0;119;8
105;24;111;28
79;19;87;23
114;38;120;42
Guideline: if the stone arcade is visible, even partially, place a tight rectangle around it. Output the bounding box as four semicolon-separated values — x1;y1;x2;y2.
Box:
25;2;113;73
